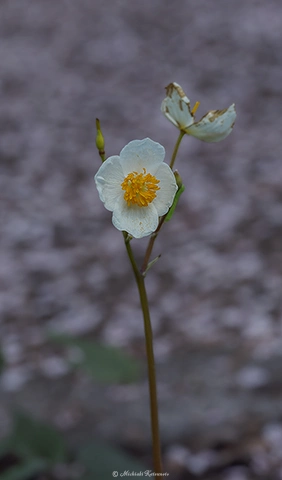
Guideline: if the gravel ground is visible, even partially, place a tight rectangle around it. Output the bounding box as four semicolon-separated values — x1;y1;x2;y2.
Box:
1;1;282;478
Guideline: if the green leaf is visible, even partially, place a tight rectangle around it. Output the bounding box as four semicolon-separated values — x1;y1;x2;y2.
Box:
8;411;67;465
77;442;144;478
50;334;141;383
0;458;45;480
165;184;185;222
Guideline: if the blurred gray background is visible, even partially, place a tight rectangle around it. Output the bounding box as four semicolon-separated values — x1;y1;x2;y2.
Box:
1;0;282;478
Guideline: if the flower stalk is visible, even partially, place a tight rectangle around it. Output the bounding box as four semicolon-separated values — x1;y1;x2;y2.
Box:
169;130;185;170
123;232;163;476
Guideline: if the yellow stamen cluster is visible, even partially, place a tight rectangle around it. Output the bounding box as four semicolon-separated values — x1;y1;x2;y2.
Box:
121;168;160;207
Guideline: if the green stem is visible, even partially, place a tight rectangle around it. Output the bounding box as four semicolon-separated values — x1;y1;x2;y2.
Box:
169;130;185;170
123;233;163;476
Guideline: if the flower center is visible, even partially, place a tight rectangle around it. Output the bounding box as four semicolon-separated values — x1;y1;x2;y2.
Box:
121;168;160;207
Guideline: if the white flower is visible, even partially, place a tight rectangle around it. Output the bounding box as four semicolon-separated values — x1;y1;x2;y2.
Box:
95;138;178;239
161;82;236;142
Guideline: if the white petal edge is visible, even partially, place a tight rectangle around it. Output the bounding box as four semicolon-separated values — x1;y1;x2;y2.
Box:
94;156;125;211
112;197;159;238
120;138;165;176
185;104;236;142
152;163;178;216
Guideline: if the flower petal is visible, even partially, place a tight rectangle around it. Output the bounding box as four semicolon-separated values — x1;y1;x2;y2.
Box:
112;198;159;238
153;163;178;216
161;82;194;130
94;156;125;211
120;138;165;176
185;104;236;142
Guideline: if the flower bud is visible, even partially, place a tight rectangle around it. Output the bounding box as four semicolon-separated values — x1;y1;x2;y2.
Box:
96;118;105;162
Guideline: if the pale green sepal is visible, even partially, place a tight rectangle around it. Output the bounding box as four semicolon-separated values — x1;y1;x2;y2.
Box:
165;184;185;222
